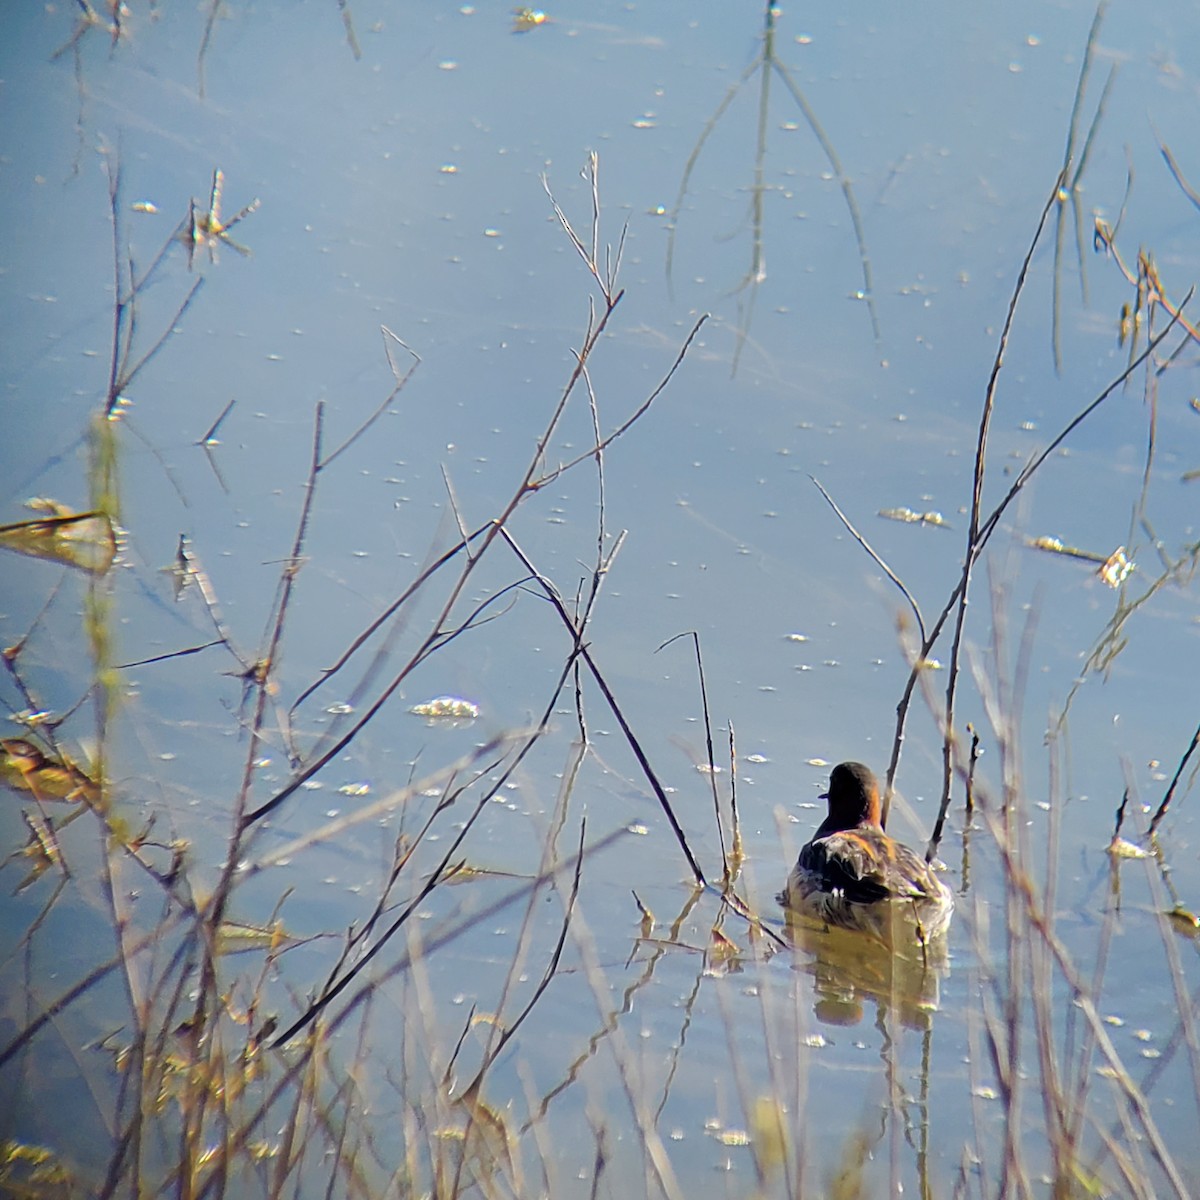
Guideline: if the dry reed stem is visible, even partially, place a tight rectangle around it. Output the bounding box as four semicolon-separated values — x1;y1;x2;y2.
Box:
243;158;700;837
973;782;1190;1196
4;143;714;1198
565;902;684;1200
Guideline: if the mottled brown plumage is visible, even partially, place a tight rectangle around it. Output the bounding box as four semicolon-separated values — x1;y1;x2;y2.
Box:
781;762;953;941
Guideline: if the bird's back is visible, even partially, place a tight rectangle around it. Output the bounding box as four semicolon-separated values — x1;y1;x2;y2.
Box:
787;827;953;940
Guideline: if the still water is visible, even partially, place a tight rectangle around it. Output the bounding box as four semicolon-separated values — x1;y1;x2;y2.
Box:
2;1;1198;1194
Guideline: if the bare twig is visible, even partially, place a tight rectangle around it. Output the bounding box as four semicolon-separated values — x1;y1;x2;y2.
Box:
659;631;727;880
503;529;706;887
1149;718;1200;837
810;475;926;646
320;327;419;470
1157;137;1200;213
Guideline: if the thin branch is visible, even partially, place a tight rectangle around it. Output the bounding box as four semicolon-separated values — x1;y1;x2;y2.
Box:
1157;137;1200;213
658;631;727;881
810;475;926;645
1149;718;1200;837
502;528;707;887
320;328;419;470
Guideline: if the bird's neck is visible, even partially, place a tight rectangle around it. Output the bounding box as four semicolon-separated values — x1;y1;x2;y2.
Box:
815;810;881;838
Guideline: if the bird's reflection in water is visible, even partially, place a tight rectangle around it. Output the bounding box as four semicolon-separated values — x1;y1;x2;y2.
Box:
780;905;950;1032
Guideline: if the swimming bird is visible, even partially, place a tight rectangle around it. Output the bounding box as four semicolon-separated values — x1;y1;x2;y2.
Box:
780;761;953;942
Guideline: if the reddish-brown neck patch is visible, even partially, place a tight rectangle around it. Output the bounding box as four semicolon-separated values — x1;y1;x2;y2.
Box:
815;761;883;837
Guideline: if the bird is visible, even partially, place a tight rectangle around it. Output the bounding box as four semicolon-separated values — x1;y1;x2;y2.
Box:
780;761;953;942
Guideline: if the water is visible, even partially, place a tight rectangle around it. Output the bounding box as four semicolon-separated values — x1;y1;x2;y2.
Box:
2;2;1198;1194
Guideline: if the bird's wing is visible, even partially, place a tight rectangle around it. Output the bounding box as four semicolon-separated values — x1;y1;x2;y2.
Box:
798;831;892;905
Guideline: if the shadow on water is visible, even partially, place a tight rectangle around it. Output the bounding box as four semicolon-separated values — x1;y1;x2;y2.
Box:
2;2;1200;1196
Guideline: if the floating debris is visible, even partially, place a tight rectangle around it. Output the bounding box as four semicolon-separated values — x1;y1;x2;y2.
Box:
512;7;548;32
632;890;654;938
0;501;116;575
1107;837;1149;859
410;695;480;721
216;918;290;955
1165;907;1200;938
713;1129;751;1148
10;709;53;729
1098;547;1134;588
879;507;950;529
710;929;738;955
704;929;741;976
1028;536;1135;587
185;168;260;268
442;861;527;885
1032;535;1105;568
